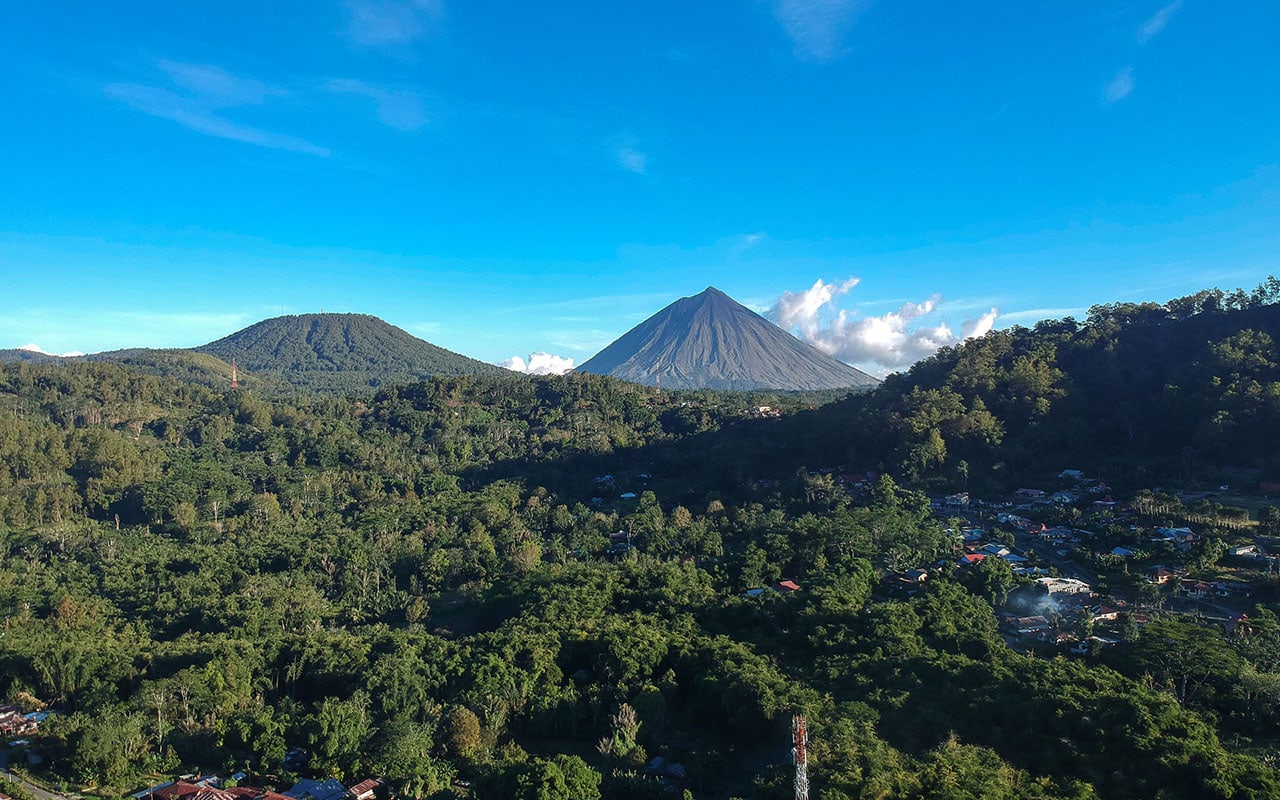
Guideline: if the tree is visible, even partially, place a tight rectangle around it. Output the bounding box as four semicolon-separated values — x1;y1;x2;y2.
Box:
309;691;372;779
445;705;483;759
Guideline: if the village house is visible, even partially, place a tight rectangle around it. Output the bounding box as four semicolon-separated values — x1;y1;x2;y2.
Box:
1153;527;1199;550
0;705;43;737
1090;604;1122;623
1003;615;1053;637
283;779;350;800
1213;579;1255;598
347;780;382;800
1179;579;1213;599
1036;576;1092;597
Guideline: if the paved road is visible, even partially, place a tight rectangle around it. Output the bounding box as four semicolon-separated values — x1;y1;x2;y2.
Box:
0;747;76;800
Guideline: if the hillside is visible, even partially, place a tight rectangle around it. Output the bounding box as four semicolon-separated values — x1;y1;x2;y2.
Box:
0;348;75;364
2;346;1279;799
195;313;508;393
796;279;1280;492
576;287;880;391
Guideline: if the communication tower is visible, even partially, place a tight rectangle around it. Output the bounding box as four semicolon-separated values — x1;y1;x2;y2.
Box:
793;712;809;800
231;358;239;389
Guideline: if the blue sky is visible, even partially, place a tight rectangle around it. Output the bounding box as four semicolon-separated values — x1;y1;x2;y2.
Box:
2;1;1277;374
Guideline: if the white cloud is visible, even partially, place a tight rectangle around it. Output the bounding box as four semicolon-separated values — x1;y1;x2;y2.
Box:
773;0;871;62
768;277;999;371
345;0;442;47
1138;0;1183;44
327;79;429;131
1104;67;1134;104
960;308;999;339
16;343;84;357
104;61;329;156
502;352;575;375
771;277;860;337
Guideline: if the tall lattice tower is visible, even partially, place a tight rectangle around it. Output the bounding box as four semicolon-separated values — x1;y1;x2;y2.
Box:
793;712;809;800
231;358;239;389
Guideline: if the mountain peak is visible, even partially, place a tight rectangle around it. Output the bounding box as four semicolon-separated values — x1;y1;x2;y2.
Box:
195;313;507;393
577;288;879;391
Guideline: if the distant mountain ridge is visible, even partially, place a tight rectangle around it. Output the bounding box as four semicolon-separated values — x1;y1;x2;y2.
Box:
576;287;880;391
195;313;508;392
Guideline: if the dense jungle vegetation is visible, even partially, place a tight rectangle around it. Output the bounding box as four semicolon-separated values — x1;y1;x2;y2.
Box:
4;278;1280;799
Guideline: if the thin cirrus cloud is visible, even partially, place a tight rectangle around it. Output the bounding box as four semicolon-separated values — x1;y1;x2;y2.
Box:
1138;0;1184;44
344;0;442;47
772;0;871;62
768;277;999;372
616;144;648;174
104;61;330;156
1101;2;1182;105
327;79;429;131
1103;66;1135;105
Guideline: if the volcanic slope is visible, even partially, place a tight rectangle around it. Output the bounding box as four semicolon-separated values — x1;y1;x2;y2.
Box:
576;287;880;390
196;313;508;393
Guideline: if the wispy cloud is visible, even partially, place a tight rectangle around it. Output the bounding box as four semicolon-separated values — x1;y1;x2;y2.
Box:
104;61;329;156
327;79;429;131
2;309;258;355
773;0;871;62
616;142;648;174
998;307;1088;324
344;0;442;47
158;60;282;106
1103;66;1135;104
1138;0;1184;44
769;277;998;372
501;352;575;375
546;329;621;354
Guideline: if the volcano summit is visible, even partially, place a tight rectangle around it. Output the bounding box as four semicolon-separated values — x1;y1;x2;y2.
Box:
576;287;879;391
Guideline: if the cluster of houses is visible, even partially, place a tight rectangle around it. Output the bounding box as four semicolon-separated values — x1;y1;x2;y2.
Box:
0;704;48;737
954;525;1047;576
134;776;385;800
742;580;801;598
998;577;1138;649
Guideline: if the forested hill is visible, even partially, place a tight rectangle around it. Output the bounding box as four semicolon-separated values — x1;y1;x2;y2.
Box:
196;313;509;393
798;278;1280;492
2;328;1280;797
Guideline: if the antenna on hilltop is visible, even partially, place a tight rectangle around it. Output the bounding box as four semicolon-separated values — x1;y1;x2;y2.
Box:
793;712;809;800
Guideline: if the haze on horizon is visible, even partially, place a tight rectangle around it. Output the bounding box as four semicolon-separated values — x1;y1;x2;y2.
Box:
2;1;1277;377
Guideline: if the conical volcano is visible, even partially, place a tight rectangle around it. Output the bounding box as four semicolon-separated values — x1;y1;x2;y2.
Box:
576;287;879;390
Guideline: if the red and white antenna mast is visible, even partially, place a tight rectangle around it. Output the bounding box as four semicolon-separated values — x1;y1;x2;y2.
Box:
793;712;809;800
231;358;239;389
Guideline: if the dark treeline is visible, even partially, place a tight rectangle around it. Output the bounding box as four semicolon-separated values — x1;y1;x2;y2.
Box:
766;276;1280;494
2;281;1280;798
